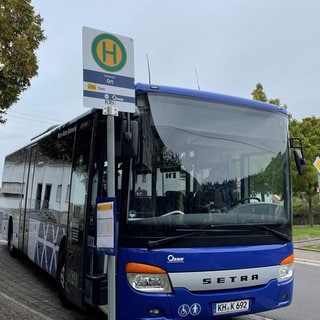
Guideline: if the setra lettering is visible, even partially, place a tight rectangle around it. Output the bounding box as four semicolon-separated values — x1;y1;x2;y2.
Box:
203;274;259;285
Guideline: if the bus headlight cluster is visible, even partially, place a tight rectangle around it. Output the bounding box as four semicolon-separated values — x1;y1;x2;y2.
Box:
278;263;294;282
278;254;294;282
126;262;172;293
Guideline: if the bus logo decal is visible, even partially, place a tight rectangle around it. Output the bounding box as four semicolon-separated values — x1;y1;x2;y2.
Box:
167;254;185;263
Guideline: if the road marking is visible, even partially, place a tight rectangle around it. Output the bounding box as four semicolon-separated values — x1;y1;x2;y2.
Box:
295;257;320;266
0;290;55;320
234;315;275;320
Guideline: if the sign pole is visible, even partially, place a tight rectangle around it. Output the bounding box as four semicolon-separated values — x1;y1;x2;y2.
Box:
104;106;118;320
83;27;134;319
318;174;320;200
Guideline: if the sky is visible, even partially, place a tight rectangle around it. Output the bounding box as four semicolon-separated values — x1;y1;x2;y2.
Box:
1;0;320;179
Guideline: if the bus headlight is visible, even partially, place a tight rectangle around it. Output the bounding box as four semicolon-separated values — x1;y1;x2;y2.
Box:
126;262;172;293
278;254;294;282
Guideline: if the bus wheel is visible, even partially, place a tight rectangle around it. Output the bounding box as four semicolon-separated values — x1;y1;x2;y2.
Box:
8;223;18;258
56;248;73;309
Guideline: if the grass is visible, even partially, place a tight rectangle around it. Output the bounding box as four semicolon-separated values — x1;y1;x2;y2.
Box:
293;225;320;251
292;225;320;241
304;244;320;250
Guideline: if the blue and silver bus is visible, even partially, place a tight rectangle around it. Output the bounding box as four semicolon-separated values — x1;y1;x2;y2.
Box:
0;83;304;319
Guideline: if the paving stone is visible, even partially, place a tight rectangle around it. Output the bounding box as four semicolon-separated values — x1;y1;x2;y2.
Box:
0;239;104;319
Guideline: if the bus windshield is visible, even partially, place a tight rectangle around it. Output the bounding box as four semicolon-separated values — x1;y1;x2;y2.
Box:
123;91;290;245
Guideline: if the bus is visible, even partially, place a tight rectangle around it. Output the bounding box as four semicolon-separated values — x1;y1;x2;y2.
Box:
0;83;305;319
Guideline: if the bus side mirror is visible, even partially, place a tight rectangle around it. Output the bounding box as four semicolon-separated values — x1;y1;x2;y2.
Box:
290;137;306;176
121;120;139;158
293;149;306;175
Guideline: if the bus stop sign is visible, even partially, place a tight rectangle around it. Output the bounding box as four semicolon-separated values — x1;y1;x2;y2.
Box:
314;157;320;174
82;27;135;112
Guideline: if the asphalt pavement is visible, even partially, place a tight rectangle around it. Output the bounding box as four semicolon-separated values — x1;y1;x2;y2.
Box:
0;234;319;320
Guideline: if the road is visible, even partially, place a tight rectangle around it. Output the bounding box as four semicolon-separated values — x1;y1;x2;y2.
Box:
258;250;320;320
0;236;318;320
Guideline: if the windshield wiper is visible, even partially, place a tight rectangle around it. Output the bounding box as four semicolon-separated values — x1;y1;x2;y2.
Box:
148;229;207;248
253;225;291;242
147;226;238;248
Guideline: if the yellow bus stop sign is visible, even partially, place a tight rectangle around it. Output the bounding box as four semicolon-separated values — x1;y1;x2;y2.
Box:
313;157;320;174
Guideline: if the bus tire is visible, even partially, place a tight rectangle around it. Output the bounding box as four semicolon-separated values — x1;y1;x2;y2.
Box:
8;221;18;258
56;247;74;309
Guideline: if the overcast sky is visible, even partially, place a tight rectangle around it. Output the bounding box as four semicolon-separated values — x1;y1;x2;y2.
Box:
1;0;320;178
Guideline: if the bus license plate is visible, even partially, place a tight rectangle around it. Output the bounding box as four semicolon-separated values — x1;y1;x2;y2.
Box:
213;299;250;315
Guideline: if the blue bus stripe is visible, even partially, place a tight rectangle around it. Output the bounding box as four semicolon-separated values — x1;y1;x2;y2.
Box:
83;69;134;89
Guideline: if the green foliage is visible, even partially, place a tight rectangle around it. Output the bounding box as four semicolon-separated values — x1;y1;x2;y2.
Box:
250;153;284;197
251;83;283;106
289;116;320;225
251;82;320;225
292;225;320;241
289;116;320;195
0;0;46;122
293;195;320;224
268;98;280;106
251;83;268;102
251;83;320;225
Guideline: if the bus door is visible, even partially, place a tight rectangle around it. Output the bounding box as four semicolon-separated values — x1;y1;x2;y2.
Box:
19;145;37;255
65;118;94;308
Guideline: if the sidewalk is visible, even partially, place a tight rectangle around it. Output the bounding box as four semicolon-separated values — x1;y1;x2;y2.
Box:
0;239;104;320
294;238;320;264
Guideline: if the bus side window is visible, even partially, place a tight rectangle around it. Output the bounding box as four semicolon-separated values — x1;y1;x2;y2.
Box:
42;184;51;209
35;184;42;210
69;122;92;236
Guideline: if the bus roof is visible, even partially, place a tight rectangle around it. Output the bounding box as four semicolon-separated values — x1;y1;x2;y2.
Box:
20;82;288;148
135;83;288;115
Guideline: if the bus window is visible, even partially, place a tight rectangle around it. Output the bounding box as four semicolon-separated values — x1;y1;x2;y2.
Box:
66;118;93;306
42;184;51;209
35;183;42;210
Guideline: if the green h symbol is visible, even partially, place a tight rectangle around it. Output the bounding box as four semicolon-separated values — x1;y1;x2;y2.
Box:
102;41;117;64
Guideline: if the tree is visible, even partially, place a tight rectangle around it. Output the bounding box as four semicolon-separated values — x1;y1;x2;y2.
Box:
289;116;320;226
251;83;281;106
0;0;46;123
251;83;320;225
251;83;268;103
